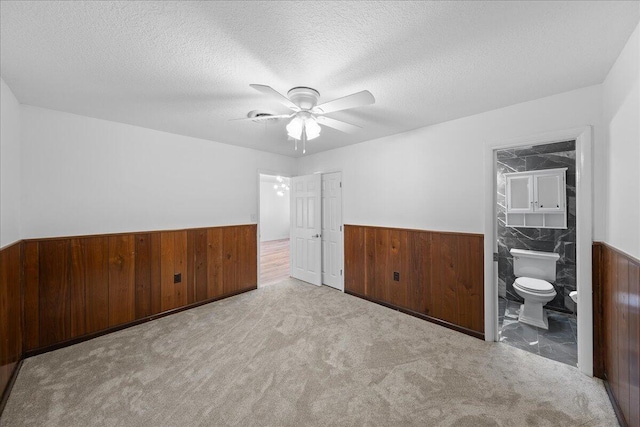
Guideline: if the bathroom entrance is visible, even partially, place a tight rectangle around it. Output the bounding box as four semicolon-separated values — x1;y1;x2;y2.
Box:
495;140;578;366
484;127;594;375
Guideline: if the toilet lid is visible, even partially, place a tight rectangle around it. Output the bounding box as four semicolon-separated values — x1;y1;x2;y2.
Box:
515;277;555;294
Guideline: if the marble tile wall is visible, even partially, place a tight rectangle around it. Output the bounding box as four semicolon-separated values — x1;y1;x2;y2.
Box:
497;140;576;313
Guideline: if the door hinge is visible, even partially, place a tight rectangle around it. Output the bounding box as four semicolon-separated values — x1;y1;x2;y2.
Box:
340;269;343;276
340;225;342;232
339;182;342;188
493;253;498;262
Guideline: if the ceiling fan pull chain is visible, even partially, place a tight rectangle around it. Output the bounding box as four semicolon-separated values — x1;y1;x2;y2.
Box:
302;128;307;154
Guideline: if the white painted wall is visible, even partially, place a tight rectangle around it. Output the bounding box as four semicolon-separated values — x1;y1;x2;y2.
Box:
7;61;632;249
0;77;21;247
259;175;290;242
297;85;604;236
20;105;296;239
602;22;640;259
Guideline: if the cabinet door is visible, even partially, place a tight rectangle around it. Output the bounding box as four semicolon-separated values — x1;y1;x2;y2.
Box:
506;175;533;213
534;172;564;212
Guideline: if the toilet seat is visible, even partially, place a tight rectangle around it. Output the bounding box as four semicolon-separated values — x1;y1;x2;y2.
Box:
514;277;555;294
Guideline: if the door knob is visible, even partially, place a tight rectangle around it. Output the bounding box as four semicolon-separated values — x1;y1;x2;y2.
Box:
312;234;321;238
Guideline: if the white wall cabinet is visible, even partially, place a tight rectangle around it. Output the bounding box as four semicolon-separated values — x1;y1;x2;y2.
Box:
505;168;567;228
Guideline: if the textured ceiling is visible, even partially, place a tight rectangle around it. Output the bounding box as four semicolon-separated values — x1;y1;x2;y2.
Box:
1;1;638;157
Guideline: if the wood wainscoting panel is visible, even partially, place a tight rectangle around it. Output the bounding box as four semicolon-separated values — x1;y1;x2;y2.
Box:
364;227;376;300
221;225;257;295
388;229;409;309
602;245;613;384
222;226;238;295
149;233;162;316
371;228;390;304
160;232;175;312
594;242;640;427
237;225;257;292
20;224;257;355
23;241;39;351
134;234;152;319
592;243;604;379
190;228;209;303
160;231;189;312
83;237;109;334
344;225;365;296
629;261;640;426
344;225;484;337
608;246;620;410
0;242;23;407
617;252;630;421
407;230;431;315
206;227;224;299
455;234;485;333
70;239;87;338
38;240;71;347
173;231;189;308
430;233;457;324
108;235;135;327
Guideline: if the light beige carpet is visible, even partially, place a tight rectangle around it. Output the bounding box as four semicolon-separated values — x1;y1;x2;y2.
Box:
2;279;617;426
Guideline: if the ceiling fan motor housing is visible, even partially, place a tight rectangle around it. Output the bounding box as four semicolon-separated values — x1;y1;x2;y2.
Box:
287;87;320;110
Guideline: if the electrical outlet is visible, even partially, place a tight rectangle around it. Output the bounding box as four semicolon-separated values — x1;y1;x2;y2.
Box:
174;273;181;284
393;272;400;281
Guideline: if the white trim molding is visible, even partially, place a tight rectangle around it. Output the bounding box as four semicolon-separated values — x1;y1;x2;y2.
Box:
484;126;593;377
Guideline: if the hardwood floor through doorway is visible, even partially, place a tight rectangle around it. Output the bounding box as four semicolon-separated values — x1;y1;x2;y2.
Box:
260;238;290;287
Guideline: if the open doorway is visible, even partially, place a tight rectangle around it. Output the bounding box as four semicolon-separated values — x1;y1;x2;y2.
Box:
484;126;593;376
495;140;578;367
259;174;290;287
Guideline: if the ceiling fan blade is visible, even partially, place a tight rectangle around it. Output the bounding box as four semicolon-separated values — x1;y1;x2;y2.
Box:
229;114;293;122
249;84;300;111
316;115;361;134
313;90;375;114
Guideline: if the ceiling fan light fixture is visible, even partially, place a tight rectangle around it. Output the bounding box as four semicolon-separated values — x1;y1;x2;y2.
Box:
286;114;321;141
304;117;321;140
286;116;304;140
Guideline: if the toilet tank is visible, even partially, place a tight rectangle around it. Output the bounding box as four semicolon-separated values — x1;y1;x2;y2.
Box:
510;248;560;282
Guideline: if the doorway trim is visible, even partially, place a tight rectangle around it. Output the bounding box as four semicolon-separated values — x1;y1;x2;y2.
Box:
256;169;292;288
483;126;593;376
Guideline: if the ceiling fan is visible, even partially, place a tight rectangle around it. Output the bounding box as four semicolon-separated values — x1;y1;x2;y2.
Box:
232;84;375;153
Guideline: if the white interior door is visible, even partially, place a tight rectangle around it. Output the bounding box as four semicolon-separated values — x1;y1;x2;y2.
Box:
322;172;343;290
290;174;322;285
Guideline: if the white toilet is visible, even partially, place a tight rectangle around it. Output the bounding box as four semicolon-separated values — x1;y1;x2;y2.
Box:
510;248;560;329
